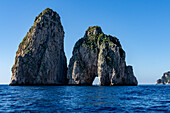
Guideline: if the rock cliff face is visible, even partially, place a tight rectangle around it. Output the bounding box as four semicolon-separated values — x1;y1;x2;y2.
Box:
156;72;170;85
10;8;67;85
67;26;138;86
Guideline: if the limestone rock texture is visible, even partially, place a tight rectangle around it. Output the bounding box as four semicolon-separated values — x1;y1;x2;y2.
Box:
156;71;170;85
67;26;138;86
10;8;67;85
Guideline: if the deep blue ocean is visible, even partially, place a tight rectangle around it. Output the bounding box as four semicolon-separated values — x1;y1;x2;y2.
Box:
0;85;169;113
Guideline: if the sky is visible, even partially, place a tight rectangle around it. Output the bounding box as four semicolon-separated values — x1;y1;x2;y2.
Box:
0;0;170;84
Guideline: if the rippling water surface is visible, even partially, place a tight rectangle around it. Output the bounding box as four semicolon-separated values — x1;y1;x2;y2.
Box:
0;85;169;112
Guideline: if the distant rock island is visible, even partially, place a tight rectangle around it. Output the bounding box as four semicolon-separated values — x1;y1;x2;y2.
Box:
10;8;138;86
67;26;138;86
10;8;67;85
156;71;170;85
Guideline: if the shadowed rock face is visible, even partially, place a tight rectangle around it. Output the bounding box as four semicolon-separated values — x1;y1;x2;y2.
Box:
67;26;138;86
156;71;170;85
10;8;67;85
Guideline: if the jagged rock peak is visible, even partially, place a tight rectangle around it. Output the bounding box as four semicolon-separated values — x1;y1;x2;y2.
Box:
156;71;170;85
67;26;138;86
84;26;103;37
10;8;67;86
34;8;60;22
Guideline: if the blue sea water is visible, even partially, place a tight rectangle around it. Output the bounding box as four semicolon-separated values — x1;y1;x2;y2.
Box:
0;85;169;113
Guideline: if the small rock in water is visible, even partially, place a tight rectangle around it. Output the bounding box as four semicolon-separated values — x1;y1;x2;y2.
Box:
156;71;170;85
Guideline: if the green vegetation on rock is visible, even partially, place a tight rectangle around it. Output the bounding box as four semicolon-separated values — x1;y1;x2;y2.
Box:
73;26;123;55
85;34;98;49
86;26;101;32
25;49;31;54
19;35;27;49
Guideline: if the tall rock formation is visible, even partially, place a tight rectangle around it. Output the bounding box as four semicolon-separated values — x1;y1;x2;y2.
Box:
67;26;138;86
10;8;67;85
156;71;170;85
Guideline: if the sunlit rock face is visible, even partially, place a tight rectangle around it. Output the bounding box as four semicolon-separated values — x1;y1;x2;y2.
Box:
67;26;138;86
156;71;170;85
10;8;67;85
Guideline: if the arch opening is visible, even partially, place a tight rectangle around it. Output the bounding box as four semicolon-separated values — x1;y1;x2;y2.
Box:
92;77;99;86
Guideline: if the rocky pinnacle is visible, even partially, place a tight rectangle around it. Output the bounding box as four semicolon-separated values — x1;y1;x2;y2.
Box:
67;26;138;86
10;8;67;85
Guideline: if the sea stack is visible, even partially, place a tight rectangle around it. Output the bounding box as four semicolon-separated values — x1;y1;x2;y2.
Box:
67;26;138;86
156;71;170;85
10;8;67;85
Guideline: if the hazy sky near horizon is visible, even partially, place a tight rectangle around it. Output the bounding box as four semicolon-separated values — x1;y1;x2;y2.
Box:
0;0;170;84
